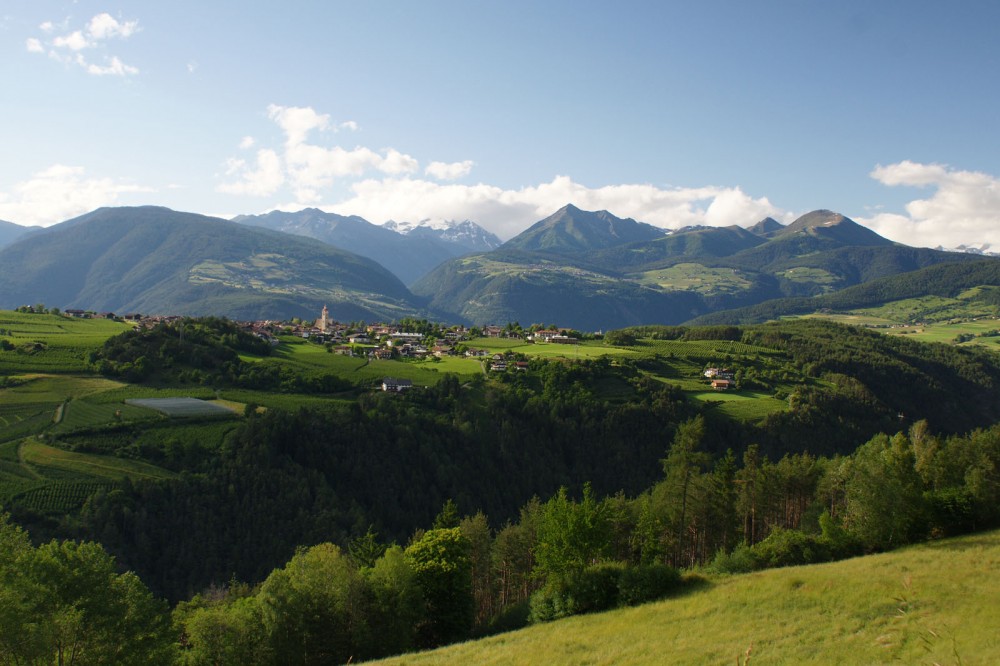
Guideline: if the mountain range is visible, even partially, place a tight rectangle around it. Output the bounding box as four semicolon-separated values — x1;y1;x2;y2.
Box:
0;204;994;328
232;209;500;285
411;205;985;329
0;207;431;322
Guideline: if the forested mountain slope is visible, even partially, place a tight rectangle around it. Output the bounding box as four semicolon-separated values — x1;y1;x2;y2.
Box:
0;206;432;321
688;257;1000;325
414;208;975;329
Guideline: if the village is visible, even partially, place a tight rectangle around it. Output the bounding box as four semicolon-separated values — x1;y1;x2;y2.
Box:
19;303;737;393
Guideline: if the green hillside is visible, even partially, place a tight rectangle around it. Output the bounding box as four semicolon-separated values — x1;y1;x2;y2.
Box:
369;529;1000;665
689;258;1000;325
415;208;976;330
0;206;432;322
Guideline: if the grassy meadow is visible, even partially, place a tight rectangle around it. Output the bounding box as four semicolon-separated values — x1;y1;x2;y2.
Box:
0;310;131;373
369;530;1000;665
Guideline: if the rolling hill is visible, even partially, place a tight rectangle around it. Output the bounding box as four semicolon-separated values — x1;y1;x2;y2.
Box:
0;206;433;322
687;258;1000;325
414;208;978;330
369;530;1000;665
234;208;500;285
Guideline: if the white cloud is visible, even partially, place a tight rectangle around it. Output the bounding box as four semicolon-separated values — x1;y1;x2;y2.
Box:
220;105;419;202
28;13;139;77
426;160;474;180
858;161;1000;249
239;136;256;150
379;149;419;175
218;106;790;237
86;56;139;77
53;30;89;51
217;149;284;197
0;165;151;227
325;175;786;240
267;104;330;146
339;121;359;132
87;13;138;40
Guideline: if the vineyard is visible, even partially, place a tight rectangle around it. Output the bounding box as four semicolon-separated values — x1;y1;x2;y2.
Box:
19;440;176;481
12;480;117;513
0;311;131;374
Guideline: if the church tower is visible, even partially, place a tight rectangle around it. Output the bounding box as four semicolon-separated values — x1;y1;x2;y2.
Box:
319;305;329;333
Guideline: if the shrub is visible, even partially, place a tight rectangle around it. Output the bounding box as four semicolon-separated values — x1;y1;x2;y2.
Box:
750;527;830;569
617;563;681;606
709;542;757;574
529;562;682;623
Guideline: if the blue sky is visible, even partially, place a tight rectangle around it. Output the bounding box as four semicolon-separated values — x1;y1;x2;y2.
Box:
2;1;1000;248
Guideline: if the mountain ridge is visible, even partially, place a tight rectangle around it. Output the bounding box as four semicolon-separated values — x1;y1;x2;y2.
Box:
234;208;500;285
0;206;433;321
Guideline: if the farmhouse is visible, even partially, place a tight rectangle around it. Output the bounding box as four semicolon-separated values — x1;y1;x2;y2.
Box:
381;377;413;392
711;379;732;390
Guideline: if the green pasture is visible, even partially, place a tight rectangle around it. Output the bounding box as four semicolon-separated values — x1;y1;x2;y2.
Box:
464;338;636;359
885;318;1000;346
270;337;482;384
0;310;130;373
371;529;1000;666
634;263;752;295
691;391;789;422
776;266;841;289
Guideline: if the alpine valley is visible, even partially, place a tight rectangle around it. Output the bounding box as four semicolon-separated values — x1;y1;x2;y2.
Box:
0;203;994;328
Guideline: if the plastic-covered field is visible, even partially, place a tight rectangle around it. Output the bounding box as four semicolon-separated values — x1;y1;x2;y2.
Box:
125;397;237;418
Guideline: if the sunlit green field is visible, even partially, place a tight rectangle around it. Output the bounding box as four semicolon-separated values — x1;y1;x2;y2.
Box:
690;391;789;422
20;439;176;481
634;263;752;294
464;338;636;359
369;530;1000;666
0;311;131;373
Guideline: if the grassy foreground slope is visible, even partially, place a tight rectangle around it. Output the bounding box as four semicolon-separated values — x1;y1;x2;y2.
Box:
371;530;1000;665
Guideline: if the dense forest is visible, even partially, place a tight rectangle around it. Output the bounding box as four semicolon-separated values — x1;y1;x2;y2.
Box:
5;315;1000;663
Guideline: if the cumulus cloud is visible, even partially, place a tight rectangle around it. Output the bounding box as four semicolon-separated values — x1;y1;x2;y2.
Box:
0;164;151;227
857;161;1000;250
86;56;139;77
426;160;474;180
217;150;284;197
326;176;786;240
27;12;140;77
239;136;256;150
219;104;787;237
86;13;138;40
220;105;419;200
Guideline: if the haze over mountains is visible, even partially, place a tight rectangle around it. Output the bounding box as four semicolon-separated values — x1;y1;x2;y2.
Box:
0;204;993;328
234;209;501;285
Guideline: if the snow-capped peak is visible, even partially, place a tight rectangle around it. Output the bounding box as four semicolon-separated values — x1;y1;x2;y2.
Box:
381;218;502;252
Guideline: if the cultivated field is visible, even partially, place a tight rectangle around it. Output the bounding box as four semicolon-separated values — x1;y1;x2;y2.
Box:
0;311;131;373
